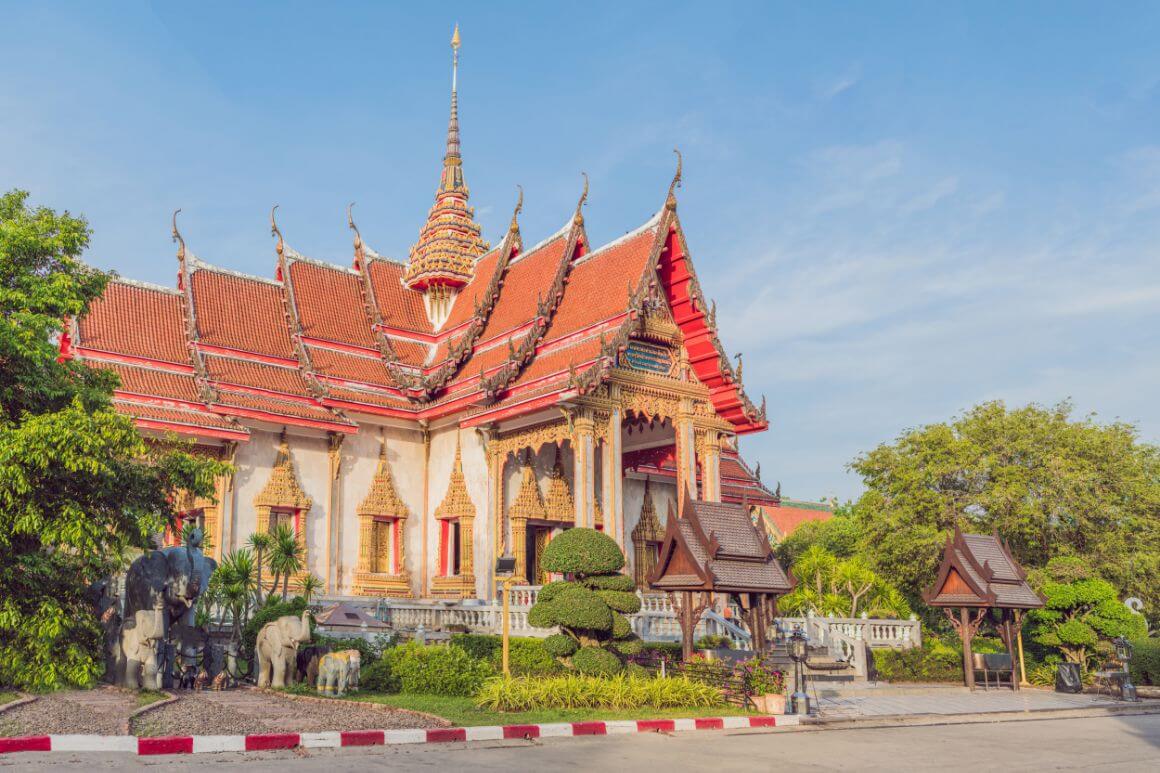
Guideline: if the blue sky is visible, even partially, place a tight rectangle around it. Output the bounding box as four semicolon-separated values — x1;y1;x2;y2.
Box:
3;2;1158;501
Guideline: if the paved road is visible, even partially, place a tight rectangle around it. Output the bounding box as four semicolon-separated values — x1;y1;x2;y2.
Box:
3;714;1158;771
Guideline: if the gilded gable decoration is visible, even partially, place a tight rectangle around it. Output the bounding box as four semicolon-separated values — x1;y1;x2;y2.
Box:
432;435;477;598
631;478;664;587
510;452;547;522
353;436;412;598
254;431;311;511
543;454;574;523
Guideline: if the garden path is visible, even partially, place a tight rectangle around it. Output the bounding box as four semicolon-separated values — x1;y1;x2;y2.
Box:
0;688;136;736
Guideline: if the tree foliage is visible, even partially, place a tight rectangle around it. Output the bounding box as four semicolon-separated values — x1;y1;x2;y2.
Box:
779;546;912;619
1028;557;1147;666
0;190;227;690
775;505;861;565
850;401;1160;619
528;528;638;663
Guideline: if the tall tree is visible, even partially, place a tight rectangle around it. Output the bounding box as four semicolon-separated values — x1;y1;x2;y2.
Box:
0;190;227;690
850;401;1160;620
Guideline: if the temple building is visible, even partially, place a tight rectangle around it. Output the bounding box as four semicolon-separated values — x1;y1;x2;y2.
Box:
64;29;802;601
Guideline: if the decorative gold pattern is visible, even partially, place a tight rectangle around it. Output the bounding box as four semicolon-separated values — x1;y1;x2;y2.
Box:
543;455;574;523
352;439;412;598
431;435;476;598
631;479;664;588
254;432;312;511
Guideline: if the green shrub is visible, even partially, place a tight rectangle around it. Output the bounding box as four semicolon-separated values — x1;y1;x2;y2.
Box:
497;638;562;677
626;662;650;678
1129;637;1160;685
596;590;642;614
695;634;733;651
476;674;722;712
573;646;623;676
360;658;400;693
543;633;579;658
449;633;501;662
380;643;494;696
541;528;625;576
872;638;962;683
612;637;644;656
579;573;637;592
642;641;683;659
315;633;396;665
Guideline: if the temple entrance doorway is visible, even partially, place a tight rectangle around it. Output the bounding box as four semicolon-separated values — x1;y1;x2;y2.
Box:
525;522;565;585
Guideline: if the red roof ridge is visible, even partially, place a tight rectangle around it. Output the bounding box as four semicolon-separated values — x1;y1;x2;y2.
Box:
281;244;360;276
507;221;570;267
572;210;663;267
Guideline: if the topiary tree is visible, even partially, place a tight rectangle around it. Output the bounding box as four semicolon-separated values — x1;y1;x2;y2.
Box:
527;528;640;668
1029;556;1147;667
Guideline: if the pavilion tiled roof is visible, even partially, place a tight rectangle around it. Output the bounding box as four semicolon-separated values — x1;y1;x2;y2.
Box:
89;360;201;403
366;257;436;334
649;498;793;594
924;527;1044;610
286;259;377;349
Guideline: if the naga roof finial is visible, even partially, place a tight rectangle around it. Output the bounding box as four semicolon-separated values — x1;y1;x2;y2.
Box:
573;172;589;226
172;208;186;260
509;185;523;233
347;202;363;249
666;148;682;210
270;205;284;256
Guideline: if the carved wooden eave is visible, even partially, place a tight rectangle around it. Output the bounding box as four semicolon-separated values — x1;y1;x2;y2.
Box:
276;243;336;403
509;454;548;522
358;442;409;519
434;438;475;520
254;433;312;510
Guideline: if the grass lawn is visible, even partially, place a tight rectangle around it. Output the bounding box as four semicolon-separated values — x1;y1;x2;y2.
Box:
354;693;750;727
136;690;168;709
0;691;18;707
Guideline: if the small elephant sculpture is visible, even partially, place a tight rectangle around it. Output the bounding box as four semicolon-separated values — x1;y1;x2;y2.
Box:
121;600;167;690
297;644;332;687
316;650;361;697
256;610;311;688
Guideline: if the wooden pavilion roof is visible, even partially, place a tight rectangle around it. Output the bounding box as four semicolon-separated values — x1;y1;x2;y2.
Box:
923;526;1044;609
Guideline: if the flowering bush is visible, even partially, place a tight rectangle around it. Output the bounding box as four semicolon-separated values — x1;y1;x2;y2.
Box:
739;659;784;695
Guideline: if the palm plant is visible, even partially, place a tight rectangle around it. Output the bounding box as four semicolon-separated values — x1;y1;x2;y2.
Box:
246;532;273;606
216;548;257;637
268;524;304;601
298;573;324;604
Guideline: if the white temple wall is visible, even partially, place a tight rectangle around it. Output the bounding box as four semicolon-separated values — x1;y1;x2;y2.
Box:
621;475;675;580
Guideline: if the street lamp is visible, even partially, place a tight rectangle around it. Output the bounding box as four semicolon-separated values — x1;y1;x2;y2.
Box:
788;625;811;715
1114;637;1139;702
496;555;517;678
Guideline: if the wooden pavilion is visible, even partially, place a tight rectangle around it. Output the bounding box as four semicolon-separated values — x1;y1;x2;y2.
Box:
648;497;794;659
923;527;1044;690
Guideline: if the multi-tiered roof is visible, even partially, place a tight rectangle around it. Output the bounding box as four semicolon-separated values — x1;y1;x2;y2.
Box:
64;32;768;441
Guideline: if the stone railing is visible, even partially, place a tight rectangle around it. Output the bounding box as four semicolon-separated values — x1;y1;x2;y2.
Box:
331;594;921;654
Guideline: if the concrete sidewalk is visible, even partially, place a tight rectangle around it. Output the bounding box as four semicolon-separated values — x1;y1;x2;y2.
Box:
813;684;1140;719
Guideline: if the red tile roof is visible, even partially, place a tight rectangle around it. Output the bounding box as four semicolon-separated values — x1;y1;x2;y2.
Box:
91;361;201;403
287;260;376;348
203;354;312;396
190;269;294;359
545;226;658;343
367;258;434;334
307;345;395;386
213;391;351;425
113;400;243;433
78;281;190;365
479;235;568;340
759;501;834;539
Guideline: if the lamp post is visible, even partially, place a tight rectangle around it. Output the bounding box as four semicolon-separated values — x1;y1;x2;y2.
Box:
495;555;516;678
1114;637;1139;702
788;625;811;716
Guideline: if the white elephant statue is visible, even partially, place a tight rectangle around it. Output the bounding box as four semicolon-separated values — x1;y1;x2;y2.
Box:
316;649;361;696
256;610;311;688
121;600;167;690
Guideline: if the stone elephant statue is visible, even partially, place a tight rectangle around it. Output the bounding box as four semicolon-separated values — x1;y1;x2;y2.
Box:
296;644;332;687
124;528;217;635
316;649;361;696
256;610;312;688
121;600;167;690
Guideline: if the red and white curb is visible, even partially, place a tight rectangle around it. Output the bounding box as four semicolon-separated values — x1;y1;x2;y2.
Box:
0;715;799;755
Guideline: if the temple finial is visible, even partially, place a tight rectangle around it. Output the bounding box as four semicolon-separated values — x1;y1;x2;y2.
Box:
445;25;462;171
172;209;186;260
347;202;362;249
270;205;284;255
509;185;523;233
666;148;682;210
574;172;589;226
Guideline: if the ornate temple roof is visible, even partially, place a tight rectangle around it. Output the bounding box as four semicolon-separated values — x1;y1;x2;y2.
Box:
924;527;1044;609
64;33;768;441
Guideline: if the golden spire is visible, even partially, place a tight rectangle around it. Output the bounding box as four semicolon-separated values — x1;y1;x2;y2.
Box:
405;25;488;293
